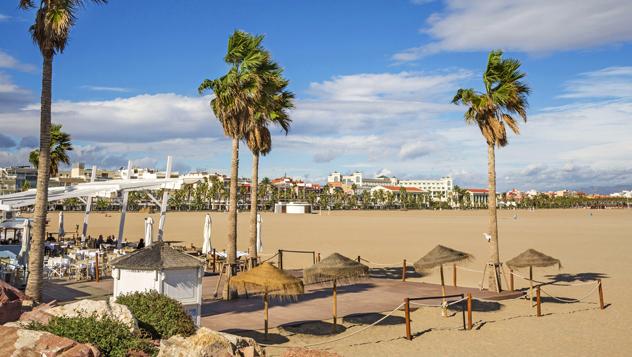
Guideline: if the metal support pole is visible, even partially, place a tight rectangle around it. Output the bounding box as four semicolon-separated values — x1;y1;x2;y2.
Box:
157;156;173;242
81;165;97;243
116;161;132;248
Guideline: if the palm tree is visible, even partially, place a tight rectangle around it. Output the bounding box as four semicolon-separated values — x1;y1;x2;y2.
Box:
452;50;530;292
198;31;269;275
29;123;73;177
19;0;106;302
245;59;294;265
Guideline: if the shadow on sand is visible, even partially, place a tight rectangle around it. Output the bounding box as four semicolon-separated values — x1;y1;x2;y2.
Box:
280;321;347;336
343;312;406;326
447;299;503;312
544;272;609;283
369;266;423;280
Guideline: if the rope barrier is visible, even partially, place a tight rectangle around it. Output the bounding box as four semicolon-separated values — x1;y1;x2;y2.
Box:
540;282;600;303
262;302;406;348
409;296;468;308
260;253;279;264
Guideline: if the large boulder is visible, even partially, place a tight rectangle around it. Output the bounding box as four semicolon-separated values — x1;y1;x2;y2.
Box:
18;298;138;331
0;324;100;357
158;327;263;357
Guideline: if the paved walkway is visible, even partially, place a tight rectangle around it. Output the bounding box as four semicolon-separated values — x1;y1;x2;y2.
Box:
43;273;522;332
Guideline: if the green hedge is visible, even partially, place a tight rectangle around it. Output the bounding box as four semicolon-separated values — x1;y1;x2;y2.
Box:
116;290;196;339
27;314;156;357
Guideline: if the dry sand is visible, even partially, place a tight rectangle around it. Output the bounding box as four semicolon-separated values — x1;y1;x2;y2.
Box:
48;208;631;356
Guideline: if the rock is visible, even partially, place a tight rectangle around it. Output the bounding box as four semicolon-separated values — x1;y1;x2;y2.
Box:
0;325;100;357
281;348;343;357
16;298;138;332
158;327;263;357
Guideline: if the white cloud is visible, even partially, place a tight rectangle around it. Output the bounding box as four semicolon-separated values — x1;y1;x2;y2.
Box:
0;14;9;22
559;66;632;99
0;50;35;72
81;85;132;93
394;0;632;61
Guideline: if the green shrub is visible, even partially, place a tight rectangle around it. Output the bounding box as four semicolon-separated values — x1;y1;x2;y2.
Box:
27;314;156;357
116;290;196;339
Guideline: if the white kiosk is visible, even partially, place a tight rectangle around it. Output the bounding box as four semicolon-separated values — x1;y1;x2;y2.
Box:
111;242;204;326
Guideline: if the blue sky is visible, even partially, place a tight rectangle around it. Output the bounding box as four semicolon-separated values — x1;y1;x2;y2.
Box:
1;0;631;191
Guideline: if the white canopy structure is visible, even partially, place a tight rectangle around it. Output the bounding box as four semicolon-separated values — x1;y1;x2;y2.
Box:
0;156;201;248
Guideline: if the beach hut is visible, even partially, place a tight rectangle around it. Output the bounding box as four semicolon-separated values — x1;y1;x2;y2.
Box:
111;241;204;325
230;262;304;339
506;249;561;304
414;245;472;316
303;253;369;332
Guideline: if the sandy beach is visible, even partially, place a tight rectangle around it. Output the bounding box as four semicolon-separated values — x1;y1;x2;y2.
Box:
47;208;631;356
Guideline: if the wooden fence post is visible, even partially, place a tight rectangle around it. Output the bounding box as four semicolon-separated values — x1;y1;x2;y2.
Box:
278;250;283;270
453;264;457;287
312;251;316;264
536;286;542;317
404;298;411;340
402;259;407;282
317;252;321;262
212;249;216;273
598;280;605;310
509;268;514;291
467;293;473;330
357;255;361;263
95;253;100;282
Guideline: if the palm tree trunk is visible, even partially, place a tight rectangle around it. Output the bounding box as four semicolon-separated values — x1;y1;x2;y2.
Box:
227;138;239;266
25;51;54;302
248;152;259;267
487;143;502;292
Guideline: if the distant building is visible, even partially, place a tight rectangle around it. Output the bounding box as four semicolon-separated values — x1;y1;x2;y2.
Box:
0;166;38;194
465;188;489;207
370;185;425;199
399;176;453;201
327;171;396;189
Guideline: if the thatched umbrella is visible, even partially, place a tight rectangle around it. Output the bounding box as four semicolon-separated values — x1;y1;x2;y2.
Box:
230;262;304;339
414;245;472;315
303;253;369;332
506;249;561;304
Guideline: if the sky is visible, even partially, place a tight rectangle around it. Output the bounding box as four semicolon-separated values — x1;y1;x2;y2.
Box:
1;0;631;192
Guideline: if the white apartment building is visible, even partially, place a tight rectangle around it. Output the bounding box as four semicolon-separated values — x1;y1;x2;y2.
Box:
327;171;453;200
327;171;397;189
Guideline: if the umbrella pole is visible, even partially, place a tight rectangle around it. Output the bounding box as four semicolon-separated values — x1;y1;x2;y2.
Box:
332;279;337;333
440;265;447;317
264;290;269;340
529;266;534;306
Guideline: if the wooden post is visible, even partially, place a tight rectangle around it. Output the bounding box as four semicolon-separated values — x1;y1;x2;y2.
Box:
453;264;457;287
317;252;321;262
357;255;361;263
402;259;407;282
212;249;216;273
278;250;283;270
404;298;411;340
598;280;605;310
312;251;316;264
440;264;447;317
536;286;541;317
332;279;337;333
529;266;534;305
264;291;269;340
509;268;514;291
95;253;100;282
467;293;473;330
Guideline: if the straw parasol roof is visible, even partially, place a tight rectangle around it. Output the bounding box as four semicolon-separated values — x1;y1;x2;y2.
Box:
303;253;369;284
231;262;304;297
506;249;561;269
413;245;473;272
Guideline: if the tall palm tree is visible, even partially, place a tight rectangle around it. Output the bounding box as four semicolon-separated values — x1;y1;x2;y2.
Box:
452;50;530;292
19;0;106;302
29;123;73;177
198;31;269;275
245;61;294;265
